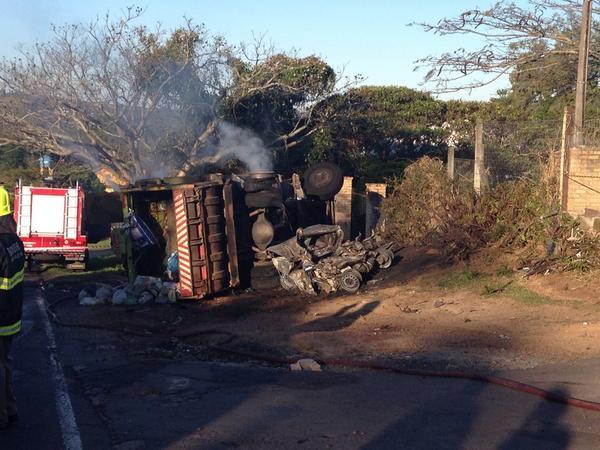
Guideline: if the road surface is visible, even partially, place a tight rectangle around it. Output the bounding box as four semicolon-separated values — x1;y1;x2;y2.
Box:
1;283;599;449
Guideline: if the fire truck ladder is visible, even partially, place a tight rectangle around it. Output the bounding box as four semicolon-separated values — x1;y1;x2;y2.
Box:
16;180;32;237
64;182;79;239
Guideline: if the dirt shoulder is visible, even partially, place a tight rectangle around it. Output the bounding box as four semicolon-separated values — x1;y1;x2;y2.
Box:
40;247;600;372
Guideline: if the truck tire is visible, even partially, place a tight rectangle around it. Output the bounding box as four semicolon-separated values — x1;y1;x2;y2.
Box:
303;162;344;201
339;269;362;294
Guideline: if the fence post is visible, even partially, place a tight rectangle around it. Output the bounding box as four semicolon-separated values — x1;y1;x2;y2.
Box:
560;106;574;211
474;119;486;194
447;145;455;180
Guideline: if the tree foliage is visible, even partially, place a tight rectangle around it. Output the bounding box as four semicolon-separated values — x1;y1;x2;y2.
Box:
308;86;453;179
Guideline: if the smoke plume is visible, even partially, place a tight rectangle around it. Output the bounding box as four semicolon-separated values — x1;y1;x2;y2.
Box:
214;122;273;172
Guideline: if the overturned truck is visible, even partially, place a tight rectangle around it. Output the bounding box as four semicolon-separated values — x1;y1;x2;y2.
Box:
113;163;393;300
114;175;246;300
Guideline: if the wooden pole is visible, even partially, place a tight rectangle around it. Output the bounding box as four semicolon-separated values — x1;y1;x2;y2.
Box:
574;0;593;146
474;119;485;194
447;145;455;180
560;106;574;212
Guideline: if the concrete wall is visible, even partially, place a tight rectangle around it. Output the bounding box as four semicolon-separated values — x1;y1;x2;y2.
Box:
365;183;387;236
566;147;600;215
334;176;353;240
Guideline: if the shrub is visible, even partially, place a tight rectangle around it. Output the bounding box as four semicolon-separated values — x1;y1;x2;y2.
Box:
381;157;600;271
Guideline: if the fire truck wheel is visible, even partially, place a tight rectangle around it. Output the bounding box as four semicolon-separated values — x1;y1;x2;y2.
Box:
83;250;90;271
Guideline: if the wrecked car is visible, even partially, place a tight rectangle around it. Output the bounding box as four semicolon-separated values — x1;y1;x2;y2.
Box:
267;224;395;295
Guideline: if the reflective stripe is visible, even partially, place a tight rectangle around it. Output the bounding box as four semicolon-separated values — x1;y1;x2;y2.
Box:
0;268;24;290
0;320;21;336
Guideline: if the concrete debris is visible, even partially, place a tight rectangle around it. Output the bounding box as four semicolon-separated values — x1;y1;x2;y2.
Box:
78;285;96;302
95;286;113;302
133;276;163;296
290;358;322;372
111;289;128;305
138;291;154;305
79;278;179;306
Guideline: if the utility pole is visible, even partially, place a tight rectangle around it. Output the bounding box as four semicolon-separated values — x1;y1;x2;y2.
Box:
574;0;593;146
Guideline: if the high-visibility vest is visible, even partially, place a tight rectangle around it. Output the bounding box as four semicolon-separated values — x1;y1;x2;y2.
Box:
0;233;25;336
0;186;10;217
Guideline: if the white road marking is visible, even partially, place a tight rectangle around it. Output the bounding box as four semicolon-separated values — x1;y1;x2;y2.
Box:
35;292;83;450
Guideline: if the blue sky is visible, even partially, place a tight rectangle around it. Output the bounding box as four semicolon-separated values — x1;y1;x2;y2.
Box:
0;0;522;100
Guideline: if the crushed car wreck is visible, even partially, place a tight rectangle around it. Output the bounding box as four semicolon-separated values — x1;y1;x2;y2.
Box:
268;224;396;295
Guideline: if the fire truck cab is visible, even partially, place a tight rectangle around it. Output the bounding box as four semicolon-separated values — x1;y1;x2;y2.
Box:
14;181;88;270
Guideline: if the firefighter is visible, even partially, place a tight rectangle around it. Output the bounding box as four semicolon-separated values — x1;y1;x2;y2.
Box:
0;184;24;429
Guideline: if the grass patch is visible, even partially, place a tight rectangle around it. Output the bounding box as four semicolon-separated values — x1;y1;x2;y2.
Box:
496;283;585;309
495;265;513;277
437;269;486;290
41;254;124;282
88;238;112;250
503;284;551;306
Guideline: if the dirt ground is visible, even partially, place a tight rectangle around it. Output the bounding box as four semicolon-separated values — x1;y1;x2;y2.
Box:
40;246;600;372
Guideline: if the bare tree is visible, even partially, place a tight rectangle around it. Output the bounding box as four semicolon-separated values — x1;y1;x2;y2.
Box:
0;9;346;186
0;8;237;185
414;0;598;93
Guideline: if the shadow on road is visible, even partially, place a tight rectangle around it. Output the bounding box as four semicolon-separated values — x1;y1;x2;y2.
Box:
295;300;380;333
497;389;571;450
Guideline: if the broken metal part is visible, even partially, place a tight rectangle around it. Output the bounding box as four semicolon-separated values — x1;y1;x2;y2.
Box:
267;224;394;295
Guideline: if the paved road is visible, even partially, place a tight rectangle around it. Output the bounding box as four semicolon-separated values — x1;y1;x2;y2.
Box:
2;284;600;449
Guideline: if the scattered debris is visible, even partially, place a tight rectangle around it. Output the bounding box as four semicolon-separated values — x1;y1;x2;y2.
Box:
290;358;322;372
111;289;128;305
434;299;445;308
79;278;179;306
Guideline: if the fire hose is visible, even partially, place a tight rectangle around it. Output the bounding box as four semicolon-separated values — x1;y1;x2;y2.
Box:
45;293;600;413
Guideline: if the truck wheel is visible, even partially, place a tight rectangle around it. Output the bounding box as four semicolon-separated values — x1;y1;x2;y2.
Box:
83;250;90;271
339;269;362;294
376;249;394;269
302;162;344;201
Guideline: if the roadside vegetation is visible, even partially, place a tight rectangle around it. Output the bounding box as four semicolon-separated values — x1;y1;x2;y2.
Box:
382;157;600;274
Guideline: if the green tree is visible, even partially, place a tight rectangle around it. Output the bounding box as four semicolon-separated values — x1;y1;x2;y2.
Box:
309;86;447;180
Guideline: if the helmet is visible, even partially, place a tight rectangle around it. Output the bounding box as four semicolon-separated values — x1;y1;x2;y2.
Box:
0;186;11;217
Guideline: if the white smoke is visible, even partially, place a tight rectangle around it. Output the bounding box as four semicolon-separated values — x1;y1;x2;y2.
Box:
214;121;274;172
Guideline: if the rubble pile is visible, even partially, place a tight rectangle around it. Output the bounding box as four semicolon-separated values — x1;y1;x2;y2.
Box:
268;224;396;295
79;276;178;306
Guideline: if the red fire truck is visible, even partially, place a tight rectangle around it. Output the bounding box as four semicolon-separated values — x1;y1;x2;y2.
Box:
13;181;88;270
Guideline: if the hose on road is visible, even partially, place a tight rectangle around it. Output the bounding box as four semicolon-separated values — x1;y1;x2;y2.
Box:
45;292;600;413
